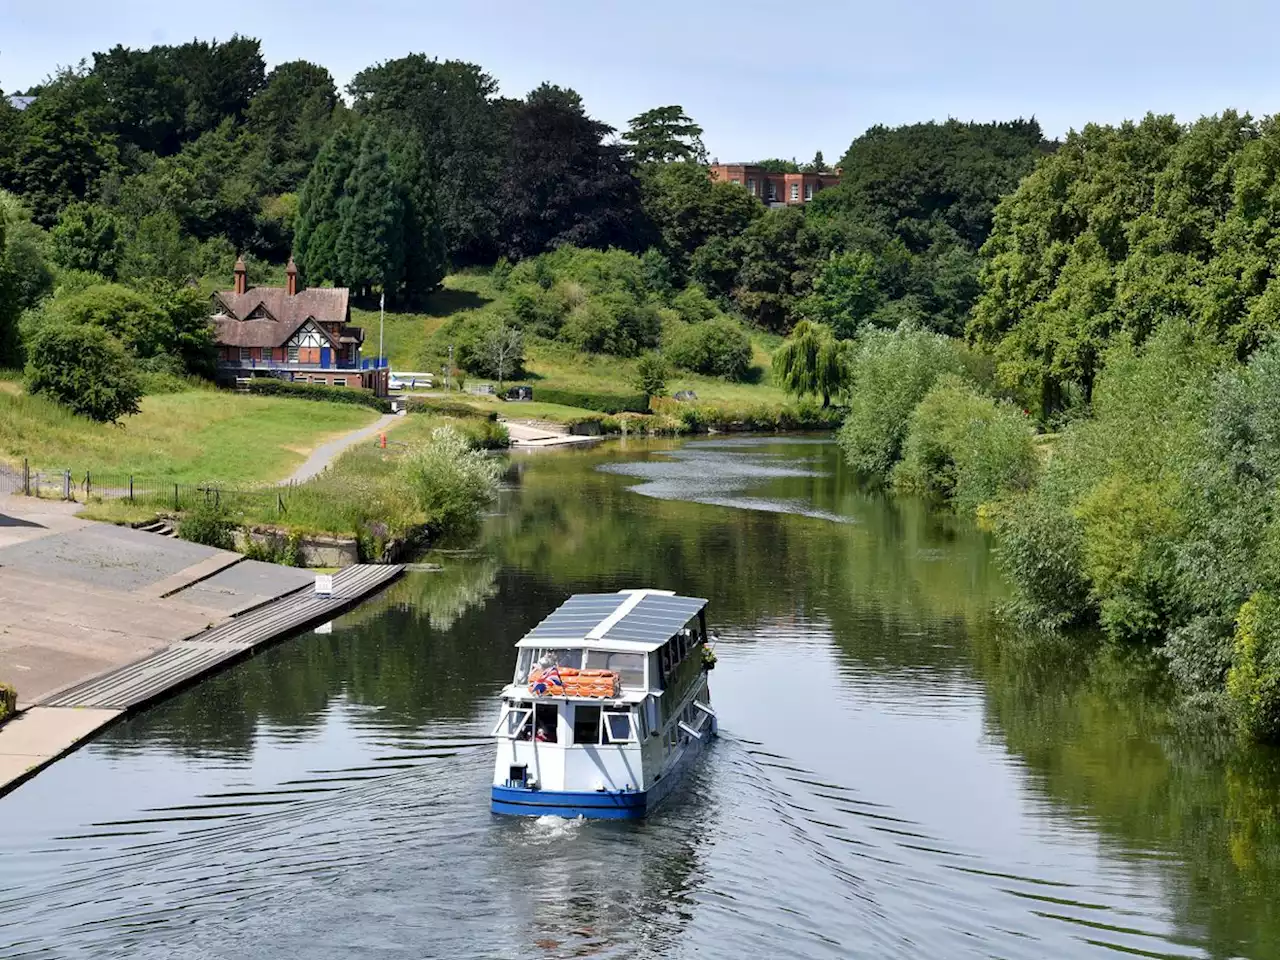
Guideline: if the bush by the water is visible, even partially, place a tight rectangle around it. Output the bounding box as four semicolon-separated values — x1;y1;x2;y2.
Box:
246;377;391;412
400;426;503;540
25;322;143;423
664;316;753;380
837;328;964;479
178;499;237;550
892;375;1038;515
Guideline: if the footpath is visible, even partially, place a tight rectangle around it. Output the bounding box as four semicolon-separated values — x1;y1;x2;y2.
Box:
0;494;402;796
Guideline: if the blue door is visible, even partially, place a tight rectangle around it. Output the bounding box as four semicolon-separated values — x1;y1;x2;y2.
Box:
320;347;331;369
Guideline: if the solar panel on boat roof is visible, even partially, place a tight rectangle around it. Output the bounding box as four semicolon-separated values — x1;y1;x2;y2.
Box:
601;594;706;643
521;592;708;644
522;593;627;641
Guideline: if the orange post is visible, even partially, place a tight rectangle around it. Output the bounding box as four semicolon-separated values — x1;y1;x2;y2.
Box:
380;433;387;449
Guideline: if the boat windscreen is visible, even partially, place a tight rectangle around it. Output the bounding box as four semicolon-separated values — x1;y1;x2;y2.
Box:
587;651;645;689
529;650;586;670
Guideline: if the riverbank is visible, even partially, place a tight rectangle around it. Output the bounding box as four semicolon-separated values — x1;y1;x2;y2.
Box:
0;494;402;796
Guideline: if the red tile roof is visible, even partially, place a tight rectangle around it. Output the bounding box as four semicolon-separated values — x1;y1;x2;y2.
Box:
211;286;351;348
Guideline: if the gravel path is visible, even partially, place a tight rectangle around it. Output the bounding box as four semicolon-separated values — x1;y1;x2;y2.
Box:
282;414;399;485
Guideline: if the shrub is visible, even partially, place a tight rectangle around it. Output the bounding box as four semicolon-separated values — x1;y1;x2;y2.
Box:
530;387;650;414
560;292;662;357
0;682;15;724
665;316;753;380
837;328;964;478
245;378;391;412
634;352;670;400
178;499;237;551
670;285;719;324
403;397;498;420
399;426;502;540
1227;591;1280;742
25;323;143;423
993;492;1094;631
892;375;1038;515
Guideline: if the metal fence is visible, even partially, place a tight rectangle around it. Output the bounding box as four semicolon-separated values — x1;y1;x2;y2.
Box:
0;459;291;516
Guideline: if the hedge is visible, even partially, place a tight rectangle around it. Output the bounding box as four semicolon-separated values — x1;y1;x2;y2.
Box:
523;386;650;414
0;683;15;724
403;397;499;421
246;378;391;412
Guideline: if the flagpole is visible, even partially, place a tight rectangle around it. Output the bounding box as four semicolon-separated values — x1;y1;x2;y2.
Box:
379;292;385;369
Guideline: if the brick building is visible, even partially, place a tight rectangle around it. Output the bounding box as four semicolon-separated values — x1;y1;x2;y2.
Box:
708;163;841;206
210;258;388;396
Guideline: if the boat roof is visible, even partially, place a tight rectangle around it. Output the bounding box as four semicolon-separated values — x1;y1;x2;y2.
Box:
516;589;707;653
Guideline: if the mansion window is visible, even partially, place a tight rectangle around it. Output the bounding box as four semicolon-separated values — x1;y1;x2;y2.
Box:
790;183;800;202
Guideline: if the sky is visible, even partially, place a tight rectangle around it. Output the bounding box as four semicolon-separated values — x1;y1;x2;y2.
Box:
1;0;1278;161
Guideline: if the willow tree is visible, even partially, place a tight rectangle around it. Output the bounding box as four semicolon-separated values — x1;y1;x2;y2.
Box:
772;320;845;406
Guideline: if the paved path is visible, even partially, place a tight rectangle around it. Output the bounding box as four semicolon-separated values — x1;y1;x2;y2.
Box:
282;413;400;484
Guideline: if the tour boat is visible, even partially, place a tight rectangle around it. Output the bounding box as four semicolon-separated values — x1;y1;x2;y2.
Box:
490;589;717;819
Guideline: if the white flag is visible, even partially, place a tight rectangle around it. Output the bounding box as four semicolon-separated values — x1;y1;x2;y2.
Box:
380;293;385;310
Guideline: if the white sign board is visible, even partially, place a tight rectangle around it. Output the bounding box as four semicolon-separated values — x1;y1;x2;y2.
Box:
314;574;334;597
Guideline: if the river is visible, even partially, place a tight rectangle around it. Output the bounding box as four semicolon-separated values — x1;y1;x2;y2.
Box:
2;436;1279;959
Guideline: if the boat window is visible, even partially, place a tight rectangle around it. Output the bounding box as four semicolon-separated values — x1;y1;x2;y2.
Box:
492;704;533;740
534;703;558;743
531;648;583;671
588;651;645;689
573;705;602;745
514;650;533;683
603;708;636;744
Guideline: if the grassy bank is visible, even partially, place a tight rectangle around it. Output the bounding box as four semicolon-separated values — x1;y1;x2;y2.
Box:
79;411;506;561
0;385;379;484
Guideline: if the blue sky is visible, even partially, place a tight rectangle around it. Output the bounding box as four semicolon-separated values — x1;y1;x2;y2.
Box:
2;0;1277;161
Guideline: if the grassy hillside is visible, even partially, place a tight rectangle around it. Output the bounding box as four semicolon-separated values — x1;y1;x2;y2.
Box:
0;384;379;484
362;271;791;418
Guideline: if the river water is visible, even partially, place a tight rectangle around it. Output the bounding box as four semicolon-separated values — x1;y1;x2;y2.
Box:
2;437;1279;959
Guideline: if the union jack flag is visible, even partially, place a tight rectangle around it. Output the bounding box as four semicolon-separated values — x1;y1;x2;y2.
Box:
531;666;563;695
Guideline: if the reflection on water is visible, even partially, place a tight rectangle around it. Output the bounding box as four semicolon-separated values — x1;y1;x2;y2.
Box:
1;437;1279;958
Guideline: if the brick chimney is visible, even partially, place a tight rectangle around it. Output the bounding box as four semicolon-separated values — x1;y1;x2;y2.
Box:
286;256;298;297
233;256;247;296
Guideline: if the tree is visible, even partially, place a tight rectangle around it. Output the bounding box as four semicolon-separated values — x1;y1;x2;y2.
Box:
730;206;819;331
798;250;882;338
335;130;406;296
804;150;827;173
0;69;119;224
294;125;360;285
51;202;123;277
119;209;193;282
634;352;670;400
771;320;845;406
639;161;761;277
757;159;800;173
349;56;506;264
25;322;142;423
246;60;341;192
499;84;649;260
481;318;524;388
622;105;706;164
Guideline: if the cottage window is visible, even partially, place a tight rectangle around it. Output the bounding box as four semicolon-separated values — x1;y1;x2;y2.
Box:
288;345;299;363
239;347;251;362
333;378;347;387
262;347;273;363
790;183;800;202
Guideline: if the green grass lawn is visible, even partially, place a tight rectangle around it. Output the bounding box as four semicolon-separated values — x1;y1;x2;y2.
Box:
352;272;497;372
0;385;379;484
